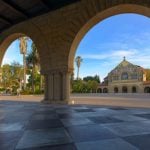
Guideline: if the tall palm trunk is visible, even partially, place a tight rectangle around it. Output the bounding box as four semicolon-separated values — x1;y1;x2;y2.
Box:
23;53;26;89
77;67;79;80
19;37;28;90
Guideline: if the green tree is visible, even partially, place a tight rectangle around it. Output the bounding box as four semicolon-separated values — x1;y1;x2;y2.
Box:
87;80;99;93
75;56;83;80
2;64;12;89
83;75;100;83
1;62;23;93
72;80;84;93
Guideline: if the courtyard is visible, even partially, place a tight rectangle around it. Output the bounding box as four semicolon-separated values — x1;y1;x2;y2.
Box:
0;95;150;150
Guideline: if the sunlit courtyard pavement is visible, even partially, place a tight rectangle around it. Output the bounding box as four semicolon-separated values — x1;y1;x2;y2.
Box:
1;95;150;149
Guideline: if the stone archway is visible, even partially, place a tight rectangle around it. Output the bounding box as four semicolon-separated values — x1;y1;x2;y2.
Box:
68;4;150;70
1;1;150;103
103;88;108;93
68;3;150;103
0;22;50;101
132;86;137;93
114;87;119;93
122;86;128;93
97;88;102;93
144;87;150;93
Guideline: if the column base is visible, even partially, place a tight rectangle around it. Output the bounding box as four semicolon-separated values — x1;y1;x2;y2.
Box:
41;99;69;104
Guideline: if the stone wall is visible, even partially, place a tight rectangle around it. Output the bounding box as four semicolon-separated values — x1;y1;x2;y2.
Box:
0;0;150;102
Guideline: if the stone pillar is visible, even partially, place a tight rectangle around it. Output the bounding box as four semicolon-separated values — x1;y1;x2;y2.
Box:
53;72;62;101
62;71;70;101
48;73;54;100
42;68;71;104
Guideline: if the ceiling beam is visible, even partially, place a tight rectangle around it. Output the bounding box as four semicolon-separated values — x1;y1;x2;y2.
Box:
1;0;29;19
0;15;12;25
40;0;50;10
41;0;80;10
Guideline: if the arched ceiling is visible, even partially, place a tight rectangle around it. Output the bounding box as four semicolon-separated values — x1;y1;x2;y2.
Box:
0;0;80;33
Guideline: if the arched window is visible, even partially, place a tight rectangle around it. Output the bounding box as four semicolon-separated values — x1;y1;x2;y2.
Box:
122;86;128;93
103;88;108;93
114;87;118;93
121;72;128;80
132;86;137;93
97;88;102;93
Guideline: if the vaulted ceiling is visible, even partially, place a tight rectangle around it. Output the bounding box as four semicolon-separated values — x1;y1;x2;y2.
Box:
0;0;80;33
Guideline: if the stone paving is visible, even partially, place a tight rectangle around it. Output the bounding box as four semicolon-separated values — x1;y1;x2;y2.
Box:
1;100;150;150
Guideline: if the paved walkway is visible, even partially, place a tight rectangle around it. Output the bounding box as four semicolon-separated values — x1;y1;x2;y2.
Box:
71;93;150;108
1;93;150;108
0;99;150;150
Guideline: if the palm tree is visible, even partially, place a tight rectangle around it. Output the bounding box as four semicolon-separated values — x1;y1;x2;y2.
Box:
19;37;28;89
26;42;40;93
75;56;83;80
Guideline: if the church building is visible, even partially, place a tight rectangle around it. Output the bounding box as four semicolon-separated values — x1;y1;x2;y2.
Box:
97;57;150;93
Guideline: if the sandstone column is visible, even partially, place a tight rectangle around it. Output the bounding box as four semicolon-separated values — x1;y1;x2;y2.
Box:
43;68;71;104
53;72;62;101
48;73;54;100
62;71;70;101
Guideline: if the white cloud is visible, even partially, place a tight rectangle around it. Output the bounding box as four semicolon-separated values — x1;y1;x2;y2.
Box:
112;49;137;57
82;49;138;60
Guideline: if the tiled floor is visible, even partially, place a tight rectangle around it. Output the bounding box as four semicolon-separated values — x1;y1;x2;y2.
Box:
1;101;150;150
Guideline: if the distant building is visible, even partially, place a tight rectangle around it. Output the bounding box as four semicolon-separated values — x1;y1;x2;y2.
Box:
97;57;150;93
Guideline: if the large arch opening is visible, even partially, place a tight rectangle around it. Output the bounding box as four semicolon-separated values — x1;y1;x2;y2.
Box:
69;4;150;99
69;4;150;70
0;33;44;98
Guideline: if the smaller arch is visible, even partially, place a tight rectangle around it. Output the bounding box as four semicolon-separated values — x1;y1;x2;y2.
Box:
97;88;102;93
132;86;137;93
114;87;118;93
144;87;150;93
103;88;108;93
122;86;128;93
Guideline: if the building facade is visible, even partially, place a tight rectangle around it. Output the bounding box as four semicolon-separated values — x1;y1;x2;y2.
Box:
97;57;150;93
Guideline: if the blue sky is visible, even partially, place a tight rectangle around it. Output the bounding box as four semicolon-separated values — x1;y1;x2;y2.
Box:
74;13;150;81
2;13;150;81
2;39;32;65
